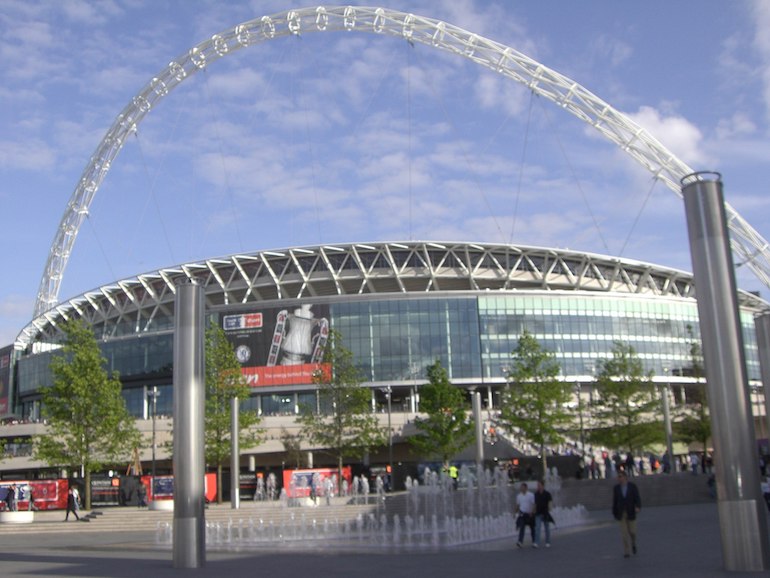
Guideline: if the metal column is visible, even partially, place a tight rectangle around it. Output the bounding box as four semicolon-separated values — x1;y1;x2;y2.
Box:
472;390;484;470
682;172;769;571
660;383;675;474
755;313;770;455
172;282;206;569
230;396;240;510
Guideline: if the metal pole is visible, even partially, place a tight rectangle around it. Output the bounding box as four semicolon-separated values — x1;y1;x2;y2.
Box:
149;386;159;483
755;313;770;456
231;396;240;510
172;282;206;569
575;382;585;454
682;172;769;571
660;382;675;474
386;387;393;490
472;390;484;470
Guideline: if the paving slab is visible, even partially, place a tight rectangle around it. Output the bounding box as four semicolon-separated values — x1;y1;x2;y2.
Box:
0;503;767;577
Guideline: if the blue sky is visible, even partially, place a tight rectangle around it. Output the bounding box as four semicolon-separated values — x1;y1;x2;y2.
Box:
1;0;770;345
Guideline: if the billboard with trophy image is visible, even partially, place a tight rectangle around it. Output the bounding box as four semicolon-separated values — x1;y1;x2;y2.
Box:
222;303;330;387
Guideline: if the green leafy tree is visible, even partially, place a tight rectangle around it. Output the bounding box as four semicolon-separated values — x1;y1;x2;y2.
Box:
674;325;711;451
205;324;263;503
589;341;662;455
498;331;573;476
409;360;474;467
34;320;140;510
296;331;386;491
280;427;304;469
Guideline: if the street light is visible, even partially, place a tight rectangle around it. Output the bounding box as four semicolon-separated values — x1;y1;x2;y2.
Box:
147;386;160;486
380;386;393;491
660;367;675;473
574;381;585;455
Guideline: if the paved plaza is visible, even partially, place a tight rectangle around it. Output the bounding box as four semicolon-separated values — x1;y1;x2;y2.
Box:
0;503;767;577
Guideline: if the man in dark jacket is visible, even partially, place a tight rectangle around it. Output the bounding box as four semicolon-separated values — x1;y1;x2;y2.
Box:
612;470;641;558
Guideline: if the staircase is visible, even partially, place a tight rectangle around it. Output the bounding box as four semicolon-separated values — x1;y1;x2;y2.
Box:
0;474;717;535
0;498;382;535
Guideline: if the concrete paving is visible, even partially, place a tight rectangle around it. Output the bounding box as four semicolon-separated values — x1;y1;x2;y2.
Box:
0;502;766;577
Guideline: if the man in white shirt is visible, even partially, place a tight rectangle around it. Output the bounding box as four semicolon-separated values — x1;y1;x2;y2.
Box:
515;482;536;547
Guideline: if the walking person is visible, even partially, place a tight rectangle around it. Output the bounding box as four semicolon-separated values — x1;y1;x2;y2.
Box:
534;480;554;548
65;488;80;521
612;470;641;558
515;482;536;548
5;484;17;511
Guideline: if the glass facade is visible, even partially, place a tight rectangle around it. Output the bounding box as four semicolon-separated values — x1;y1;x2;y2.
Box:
13;292;763;417
332;297;481;382
478;294;709;379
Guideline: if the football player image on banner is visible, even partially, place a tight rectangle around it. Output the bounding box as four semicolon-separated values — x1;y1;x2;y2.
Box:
222;304;330;387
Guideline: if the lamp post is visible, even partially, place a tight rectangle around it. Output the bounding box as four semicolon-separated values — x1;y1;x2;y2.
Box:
575;381;585;455
381;386;393;491
660;368;675;474
148;386;160;484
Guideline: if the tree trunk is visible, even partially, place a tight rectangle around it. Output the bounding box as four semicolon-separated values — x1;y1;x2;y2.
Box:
85;468;91;511
541;445;548;479
217;464;223;504
337;455;343;496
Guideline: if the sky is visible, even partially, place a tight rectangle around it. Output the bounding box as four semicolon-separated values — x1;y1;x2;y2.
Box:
1;0;770;346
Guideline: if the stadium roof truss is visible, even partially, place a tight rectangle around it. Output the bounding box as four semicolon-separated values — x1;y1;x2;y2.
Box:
21;240;760;350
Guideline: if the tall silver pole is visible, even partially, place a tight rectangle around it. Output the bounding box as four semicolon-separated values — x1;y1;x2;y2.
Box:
386;387;393;490
231;396;240;510
172;282;206;569
149;386;159;483
660;383;675;473
755;313;770;454
682;172;769;571
472;390;484;470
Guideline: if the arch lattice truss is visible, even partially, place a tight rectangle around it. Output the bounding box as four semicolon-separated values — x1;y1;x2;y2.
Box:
35;5;770;321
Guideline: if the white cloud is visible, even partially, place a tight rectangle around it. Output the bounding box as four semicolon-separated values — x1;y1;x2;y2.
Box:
590;34;633;68
625;105;706;167
0;138;56;170
715;112;757;140
751;0;770;120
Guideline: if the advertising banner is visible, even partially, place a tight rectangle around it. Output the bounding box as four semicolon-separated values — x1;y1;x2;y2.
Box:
283;467;352;498
0;346;11;416
1;480;68;511
222;303;330;387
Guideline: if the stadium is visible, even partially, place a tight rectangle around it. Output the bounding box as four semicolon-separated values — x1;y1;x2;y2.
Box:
2;8;770;499
1;239;768;491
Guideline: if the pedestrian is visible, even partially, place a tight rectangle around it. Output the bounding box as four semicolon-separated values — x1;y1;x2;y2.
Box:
137;482;147;508
72;486;81;512
27;485;37;511
534;480;554;548
612;470;641;558
5;484;17;511
65;488;80;521
690;453;700;475
515;482;536;548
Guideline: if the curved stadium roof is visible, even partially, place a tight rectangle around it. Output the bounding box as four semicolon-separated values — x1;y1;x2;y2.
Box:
17;240;769;349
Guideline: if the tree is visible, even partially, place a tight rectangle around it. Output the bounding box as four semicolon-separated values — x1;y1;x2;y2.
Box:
589;341;662;455
674;325;711;451
409;360;474;467
296;331;386;491
34;320;140;510
280;427;304;469
498;331;573;476
205;324;263;503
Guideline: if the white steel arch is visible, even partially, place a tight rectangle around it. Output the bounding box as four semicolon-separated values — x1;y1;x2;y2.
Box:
34;5;770;318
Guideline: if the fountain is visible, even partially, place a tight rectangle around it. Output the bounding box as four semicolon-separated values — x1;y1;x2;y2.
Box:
156;467;588;552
